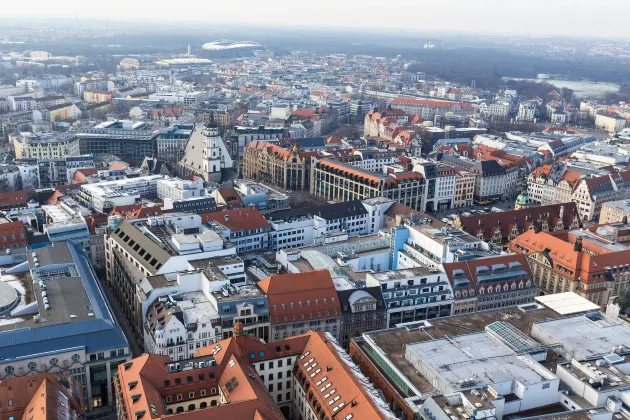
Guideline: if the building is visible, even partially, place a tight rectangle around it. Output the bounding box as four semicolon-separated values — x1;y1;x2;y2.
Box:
242;140;310;190
106;213;237;339
119;57;140;70
178;126;233;183
37;155;94;188
257;270;342;342
454;203;582;248
201;208;271;253
234;181;289;212
157;124;193;165
0;241;130;409
11;131;79;160
390;223;492;270
311;158;425;210
509;228;630;306
390;98;477;120
35;102;82;122
366;267;453;328
136;256;248;348
77;175;168;213
144;292;221;360
348;297;616;420
74;120;158;166
336;286;386;350
157;177;205;201
443;254;537;314
413;160;456;212
595;113;626;133
0;374;84;420
600;200;630;224
42;201;91;252
441;154;517;203
84;90;112;103
115;330;396;420
518;102;537;122
0;218;28;250
452;169;475;208
0;189;37;211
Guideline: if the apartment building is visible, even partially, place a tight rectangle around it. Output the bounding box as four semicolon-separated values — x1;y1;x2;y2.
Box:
413;159;456;212
10;131;79;159
201;208;271;253
115;330;396;420
106;213;237;339
452;168;475;208
443;254;537;314
366;267;453;328
600;200;630;224
390;97;477;120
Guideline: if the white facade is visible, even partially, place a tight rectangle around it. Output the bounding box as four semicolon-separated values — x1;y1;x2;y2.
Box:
157;178;205;201
77;175;168;211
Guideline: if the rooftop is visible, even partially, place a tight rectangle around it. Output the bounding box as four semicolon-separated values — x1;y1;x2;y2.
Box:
361;306;564;394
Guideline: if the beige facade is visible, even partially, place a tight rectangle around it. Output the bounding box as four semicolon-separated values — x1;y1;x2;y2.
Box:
595;113;626;133
453;170;475;208
311;158;424;210
11;132;79;159
600;201;630;224
243;141;309;190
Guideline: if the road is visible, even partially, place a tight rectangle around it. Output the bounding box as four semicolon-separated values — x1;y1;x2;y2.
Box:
99;277;143;357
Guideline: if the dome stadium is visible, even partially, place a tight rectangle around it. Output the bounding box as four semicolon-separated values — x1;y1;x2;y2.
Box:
201;39;266;55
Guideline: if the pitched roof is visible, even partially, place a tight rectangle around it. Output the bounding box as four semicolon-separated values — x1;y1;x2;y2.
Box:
201;207;270;232
0;189;35;208
257;271;342;325
391;97;474;109
455;203;581;244
0;375;83;420
295;332;396;419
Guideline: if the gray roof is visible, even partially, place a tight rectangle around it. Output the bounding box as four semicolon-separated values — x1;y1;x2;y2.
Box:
0;241;128;362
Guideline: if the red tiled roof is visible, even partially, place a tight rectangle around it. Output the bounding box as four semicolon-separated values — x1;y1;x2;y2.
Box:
257;271;342;325
391;98;474;109
0;220;27;249
0;189;35;208
201;207;269;232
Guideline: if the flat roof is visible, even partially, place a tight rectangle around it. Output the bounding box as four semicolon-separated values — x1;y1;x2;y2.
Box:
535;292;601;315
407;332;556;390
361;306;564;394
533;315;630;360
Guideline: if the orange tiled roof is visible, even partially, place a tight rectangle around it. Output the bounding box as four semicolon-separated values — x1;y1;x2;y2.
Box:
258;271;342;325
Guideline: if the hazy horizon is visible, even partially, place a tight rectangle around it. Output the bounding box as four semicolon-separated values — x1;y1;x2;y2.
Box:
2;0;630;39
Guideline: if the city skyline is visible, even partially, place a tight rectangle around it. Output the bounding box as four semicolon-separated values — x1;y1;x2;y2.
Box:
2;0;630;38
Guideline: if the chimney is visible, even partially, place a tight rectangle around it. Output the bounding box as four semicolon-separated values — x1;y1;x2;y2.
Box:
224;214;229;222
559;205;564;219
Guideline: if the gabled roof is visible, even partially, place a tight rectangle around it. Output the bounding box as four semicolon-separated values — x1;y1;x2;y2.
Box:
456;203;581;244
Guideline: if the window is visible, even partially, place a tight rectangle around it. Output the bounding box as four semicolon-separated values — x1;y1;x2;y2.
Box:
72;354;80;363
5;366;13;375
542;383;550;389
28;362;36;370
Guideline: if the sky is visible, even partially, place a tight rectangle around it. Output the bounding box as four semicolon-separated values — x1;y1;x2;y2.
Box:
3;0;630;38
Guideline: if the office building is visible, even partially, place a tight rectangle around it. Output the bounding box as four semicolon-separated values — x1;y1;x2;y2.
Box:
11;131;79;160
157;124;194;165
0;241;130;409
75;120;158;166
311;158;425;210
243;140;311;190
